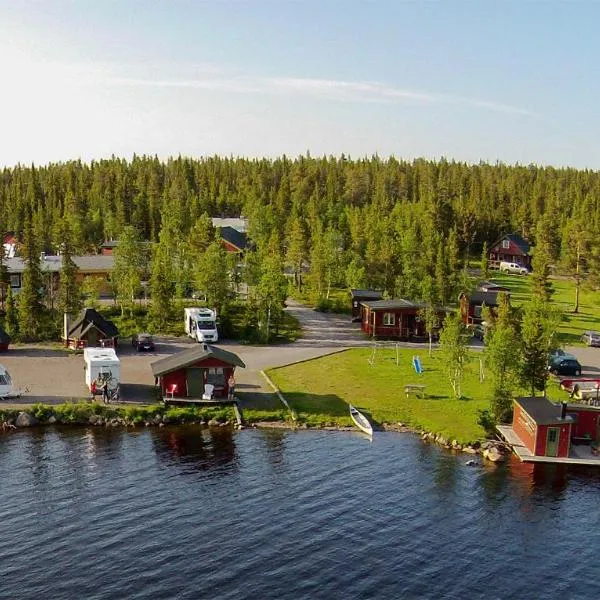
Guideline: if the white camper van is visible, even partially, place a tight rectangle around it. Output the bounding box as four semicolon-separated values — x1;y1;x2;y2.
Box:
184;307;219;343
84;347;120;393
0;364;23;399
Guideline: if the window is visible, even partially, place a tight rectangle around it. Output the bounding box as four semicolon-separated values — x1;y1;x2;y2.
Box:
207;367;225;386
547;428;558;443
502;239;510;249
383;313;395;326
0;374;10;386
473;306;483;319
9;274;20;288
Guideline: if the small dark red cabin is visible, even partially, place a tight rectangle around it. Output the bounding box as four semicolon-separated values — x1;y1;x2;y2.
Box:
512;397;573;458
360;299;449;340
459;290;505;325
151;344;245;403
350;289;383;322
489;233;531;270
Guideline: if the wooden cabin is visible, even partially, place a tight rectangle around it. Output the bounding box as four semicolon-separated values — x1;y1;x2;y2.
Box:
151;344;245;403
65;308;119;349
219;226;248;254
350;289;383;322
489;233;531;270
459;290;505;325
512;397;573;458
360;299;449;340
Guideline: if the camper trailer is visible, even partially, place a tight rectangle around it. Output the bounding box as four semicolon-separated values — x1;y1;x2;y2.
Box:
184;308;219;343
83;347;120;393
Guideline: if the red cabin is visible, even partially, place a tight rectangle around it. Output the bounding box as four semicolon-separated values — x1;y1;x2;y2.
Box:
350;289;383;322
151;344;245;404
489;233;531;270
512;397;573;458
459;290;506;325
360;299;449;340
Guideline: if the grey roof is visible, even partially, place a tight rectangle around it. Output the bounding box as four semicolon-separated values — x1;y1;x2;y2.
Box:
463;291;501;306
350;289;383;300
68;308;119;339
476;281;510;292
6;254;114;273
219;226;248;251
515;397;572;426
151;344;245;377
212;217;248;232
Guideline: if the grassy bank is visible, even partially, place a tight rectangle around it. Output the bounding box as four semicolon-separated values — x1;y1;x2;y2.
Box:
268;347;494;444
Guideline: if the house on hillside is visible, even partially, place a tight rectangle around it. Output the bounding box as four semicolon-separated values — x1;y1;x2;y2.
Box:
459;290;507;325
65;308;119;349
489;233;531;269
151;344;245;403
360;299;450;340
350;289;383;322
5;254;115;298
100;240;119;256
3;232;17;258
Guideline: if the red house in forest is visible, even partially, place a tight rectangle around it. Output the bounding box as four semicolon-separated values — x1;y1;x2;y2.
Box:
512;397;574;458
360;299;450;340
489;233;531;269
151;344;245;404
459;290;505;325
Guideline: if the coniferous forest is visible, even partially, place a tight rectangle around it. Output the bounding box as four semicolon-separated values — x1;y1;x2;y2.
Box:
2;155;600;343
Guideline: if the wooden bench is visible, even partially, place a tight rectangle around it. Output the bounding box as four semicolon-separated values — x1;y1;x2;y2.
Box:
404;384;426;398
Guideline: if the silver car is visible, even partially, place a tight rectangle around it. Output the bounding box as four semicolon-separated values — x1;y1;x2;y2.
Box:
582;331;600;347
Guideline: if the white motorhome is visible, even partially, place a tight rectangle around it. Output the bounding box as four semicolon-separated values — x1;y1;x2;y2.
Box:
0;364;22;399
184;307;219;343
83;347;120;392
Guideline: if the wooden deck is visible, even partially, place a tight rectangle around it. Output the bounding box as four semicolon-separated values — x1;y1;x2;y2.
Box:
497;425;600;466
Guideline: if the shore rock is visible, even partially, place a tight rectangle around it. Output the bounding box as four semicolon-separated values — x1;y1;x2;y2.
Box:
89;414;102;426
208;419;219;427
483;447;505;463
16;412;38;427
48;416;57;424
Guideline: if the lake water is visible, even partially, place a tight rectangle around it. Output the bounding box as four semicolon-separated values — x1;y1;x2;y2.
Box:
1;427;599;600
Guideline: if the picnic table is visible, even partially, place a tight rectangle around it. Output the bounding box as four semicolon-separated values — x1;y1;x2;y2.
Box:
404;384;427;398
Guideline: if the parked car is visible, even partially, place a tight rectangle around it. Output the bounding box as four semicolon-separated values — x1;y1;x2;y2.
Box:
548;357;582;376
132;333;155;352
499;261;529;275
581;331;600;347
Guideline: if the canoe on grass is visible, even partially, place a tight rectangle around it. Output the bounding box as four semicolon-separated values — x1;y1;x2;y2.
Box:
349;404;373;436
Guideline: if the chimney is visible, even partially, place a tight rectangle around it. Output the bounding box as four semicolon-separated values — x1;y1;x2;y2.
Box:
560;401;567;420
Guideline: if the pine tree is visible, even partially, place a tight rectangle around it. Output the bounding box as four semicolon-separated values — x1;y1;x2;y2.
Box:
531;221;553;301
148;232;174;331
481;241;489;279
18;217;45;340
195;241;231;314
112;226;145;316
57;221;83;317
4;286;19;339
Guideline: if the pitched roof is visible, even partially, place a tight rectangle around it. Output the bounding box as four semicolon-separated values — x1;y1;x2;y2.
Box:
151;344;245;377
6;254;114;273
350;289;384;300
212;217;248;232
515;397;573;426
68;309;119;339
492;233;531;255
219;226;248;251
476;281;510;292
462;290;501;306
360;298;453;312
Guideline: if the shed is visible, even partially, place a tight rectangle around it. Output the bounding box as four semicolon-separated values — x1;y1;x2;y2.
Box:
489;233;531;269
459;290;506;325
0;326;10;352
512;397;573;458
350;289;383;322
65;308;119;349
360;299;450;340
151;344;245;403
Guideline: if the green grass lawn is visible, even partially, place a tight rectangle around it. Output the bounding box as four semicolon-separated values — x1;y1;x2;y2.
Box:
487;272;600;346
268;347;494;443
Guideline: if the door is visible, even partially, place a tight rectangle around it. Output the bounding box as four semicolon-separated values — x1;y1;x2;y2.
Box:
546;427;559;457
186;368;204;397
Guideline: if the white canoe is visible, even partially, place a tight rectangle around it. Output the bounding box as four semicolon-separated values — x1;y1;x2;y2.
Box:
349;404;373;436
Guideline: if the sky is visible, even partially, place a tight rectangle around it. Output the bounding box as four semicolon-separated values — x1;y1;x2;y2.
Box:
0;0;599;168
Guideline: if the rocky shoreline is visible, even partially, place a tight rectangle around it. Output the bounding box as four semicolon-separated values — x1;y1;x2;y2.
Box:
2;411;510;464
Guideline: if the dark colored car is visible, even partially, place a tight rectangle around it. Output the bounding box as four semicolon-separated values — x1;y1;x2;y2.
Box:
548;358;582;377
132;333;155;352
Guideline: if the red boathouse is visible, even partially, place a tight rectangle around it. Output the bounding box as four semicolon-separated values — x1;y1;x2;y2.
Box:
151;344;245;403
512;397;573;458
